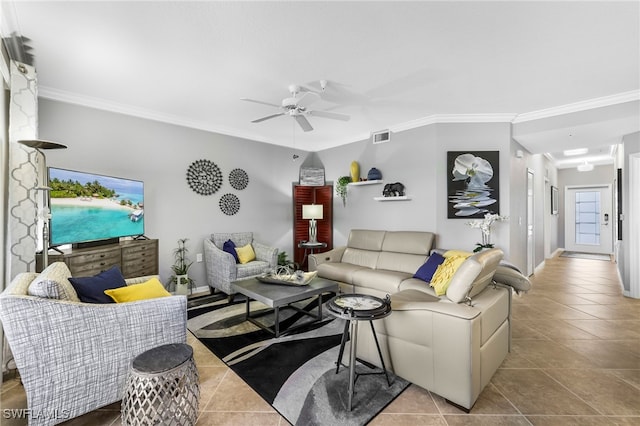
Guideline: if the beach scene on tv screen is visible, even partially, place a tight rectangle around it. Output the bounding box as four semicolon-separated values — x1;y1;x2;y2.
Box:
49;168;144;246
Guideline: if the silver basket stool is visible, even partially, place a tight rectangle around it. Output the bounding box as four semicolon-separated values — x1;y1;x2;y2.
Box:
122;343;199;425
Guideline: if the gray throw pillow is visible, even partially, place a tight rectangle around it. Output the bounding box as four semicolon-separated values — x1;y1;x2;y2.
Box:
28;279;74;299
28;262;80;302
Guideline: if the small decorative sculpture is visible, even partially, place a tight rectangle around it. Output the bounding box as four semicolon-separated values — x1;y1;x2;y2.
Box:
383;182;405;197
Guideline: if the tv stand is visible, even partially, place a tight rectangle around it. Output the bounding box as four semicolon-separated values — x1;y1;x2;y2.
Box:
37;239;159;278
133;234;149;240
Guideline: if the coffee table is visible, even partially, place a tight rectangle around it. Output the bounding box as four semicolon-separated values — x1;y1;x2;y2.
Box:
231;277;339;337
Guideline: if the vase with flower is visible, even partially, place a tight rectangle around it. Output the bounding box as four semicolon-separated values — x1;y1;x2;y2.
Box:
467;213;508;252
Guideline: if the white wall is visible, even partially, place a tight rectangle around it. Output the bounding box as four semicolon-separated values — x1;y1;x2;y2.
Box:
620;132;640;294
39;99;541;282
38;99;310;288
507;141;558;273
316;122;517;263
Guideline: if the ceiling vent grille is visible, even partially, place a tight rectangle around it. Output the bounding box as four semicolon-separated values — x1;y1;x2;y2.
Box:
372;130;391;144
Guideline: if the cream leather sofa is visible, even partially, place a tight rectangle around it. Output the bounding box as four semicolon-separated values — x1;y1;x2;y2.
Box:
309;229;511;411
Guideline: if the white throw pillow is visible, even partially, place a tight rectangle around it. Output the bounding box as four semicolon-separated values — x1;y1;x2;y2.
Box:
28;262;80;302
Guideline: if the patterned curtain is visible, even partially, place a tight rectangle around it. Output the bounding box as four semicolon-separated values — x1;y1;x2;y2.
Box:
7;60;38;277
2;60;38;373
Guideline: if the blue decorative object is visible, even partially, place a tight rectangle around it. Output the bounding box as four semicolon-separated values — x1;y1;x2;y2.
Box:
69;266;127;303
223;239;239;263
413;252;445;282
367;167;382;180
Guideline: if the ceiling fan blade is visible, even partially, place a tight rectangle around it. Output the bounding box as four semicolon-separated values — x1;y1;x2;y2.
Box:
241;98;281;108
308;110;351;121
294;115;314;132
295;91;321;108
252;113;285;123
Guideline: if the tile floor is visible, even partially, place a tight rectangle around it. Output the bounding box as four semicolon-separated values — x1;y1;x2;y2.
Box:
2;254;639;425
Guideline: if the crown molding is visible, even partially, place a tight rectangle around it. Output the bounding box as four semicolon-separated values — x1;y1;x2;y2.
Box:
389;113;517;133
39;85;639;151
512;90;640;124
37;86;274;145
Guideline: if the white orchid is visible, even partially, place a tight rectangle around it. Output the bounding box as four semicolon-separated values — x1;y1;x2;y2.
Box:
467;213;508;252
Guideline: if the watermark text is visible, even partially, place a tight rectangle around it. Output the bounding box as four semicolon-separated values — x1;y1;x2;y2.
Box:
2;408;71;420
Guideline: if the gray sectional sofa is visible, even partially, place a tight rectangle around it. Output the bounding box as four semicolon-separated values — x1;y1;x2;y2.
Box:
309;229;513;411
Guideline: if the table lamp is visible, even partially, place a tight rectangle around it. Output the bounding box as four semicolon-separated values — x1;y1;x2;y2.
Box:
302;204;323;244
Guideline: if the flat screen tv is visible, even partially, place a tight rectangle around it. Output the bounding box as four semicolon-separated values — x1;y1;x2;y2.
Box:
48;167;145;247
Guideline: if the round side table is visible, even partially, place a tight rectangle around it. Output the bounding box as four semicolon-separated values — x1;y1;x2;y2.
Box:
327;293;392;411
298;241;327;270
121;343;199;426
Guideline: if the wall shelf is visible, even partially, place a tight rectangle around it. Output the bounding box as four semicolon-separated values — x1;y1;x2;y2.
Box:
374;196;412;201
348;180;383;186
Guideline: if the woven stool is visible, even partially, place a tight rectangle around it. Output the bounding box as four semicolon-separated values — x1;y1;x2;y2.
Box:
122;343;199;426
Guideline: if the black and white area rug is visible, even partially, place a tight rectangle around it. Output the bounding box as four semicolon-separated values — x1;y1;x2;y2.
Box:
560;251;612;261
187;294;409;426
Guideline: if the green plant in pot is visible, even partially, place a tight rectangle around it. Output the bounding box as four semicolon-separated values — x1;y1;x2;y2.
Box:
336;176;351;206
170;238;194;295
277;251;299;270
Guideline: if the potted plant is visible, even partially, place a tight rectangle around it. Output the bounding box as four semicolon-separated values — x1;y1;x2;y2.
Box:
466;213;508;252
170;238;194;295
336;176;351;206
277;251;299;271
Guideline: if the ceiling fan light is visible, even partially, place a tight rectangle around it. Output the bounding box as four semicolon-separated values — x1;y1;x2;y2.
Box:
577;162;594;172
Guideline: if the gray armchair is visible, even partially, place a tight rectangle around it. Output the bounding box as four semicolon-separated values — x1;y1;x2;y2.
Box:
204;232;278;300
0;271;187;426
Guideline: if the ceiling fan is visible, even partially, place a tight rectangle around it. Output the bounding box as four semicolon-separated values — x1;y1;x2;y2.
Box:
241;81;350;132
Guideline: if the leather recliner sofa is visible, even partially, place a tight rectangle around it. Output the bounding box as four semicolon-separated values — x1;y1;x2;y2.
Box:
309;229;511;411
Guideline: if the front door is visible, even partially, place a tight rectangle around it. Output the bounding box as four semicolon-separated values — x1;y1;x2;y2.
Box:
565;185;613;254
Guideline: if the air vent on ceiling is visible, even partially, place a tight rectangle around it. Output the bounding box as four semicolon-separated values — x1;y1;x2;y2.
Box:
372;130;391;144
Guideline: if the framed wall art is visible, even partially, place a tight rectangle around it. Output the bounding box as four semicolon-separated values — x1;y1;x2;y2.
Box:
447;151;500;219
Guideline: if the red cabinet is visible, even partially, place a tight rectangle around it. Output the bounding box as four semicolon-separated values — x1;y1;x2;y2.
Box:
292;184;333;269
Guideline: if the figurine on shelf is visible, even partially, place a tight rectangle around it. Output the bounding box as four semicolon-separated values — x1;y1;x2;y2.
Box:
383;182;405;197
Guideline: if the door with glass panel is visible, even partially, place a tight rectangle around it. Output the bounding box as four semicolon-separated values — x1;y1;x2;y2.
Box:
565;185;613;254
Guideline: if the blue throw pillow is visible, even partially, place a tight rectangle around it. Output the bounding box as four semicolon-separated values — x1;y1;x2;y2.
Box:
414;252;446;283
223;239;239;263
69;266;127;303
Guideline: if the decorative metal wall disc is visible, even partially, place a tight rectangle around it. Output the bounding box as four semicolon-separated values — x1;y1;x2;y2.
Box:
186;159;223;195
229;168;249;190
219;193;240;215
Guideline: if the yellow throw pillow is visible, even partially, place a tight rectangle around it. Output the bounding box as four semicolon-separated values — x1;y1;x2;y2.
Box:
104;277;171;303
235;243;256;264
430;255;469;296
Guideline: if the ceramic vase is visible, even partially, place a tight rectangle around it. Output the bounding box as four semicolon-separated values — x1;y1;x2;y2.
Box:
350;161;360;182
367;167;382;180
175;274;190;295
